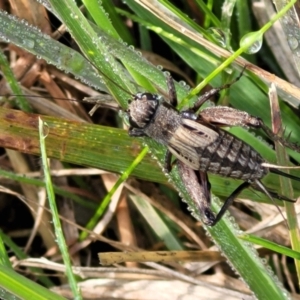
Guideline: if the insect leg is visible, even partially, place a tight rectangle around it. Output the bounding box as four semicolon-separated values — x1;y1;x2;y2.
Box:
199;106;300;152
198;106;261;127
83;95;119;116
166;75;178;106
212;181;251;226
213;179;294;227
177;160;216;226
258;121;300;153
128;127;147;137
164;150;173;172
190;67;246;112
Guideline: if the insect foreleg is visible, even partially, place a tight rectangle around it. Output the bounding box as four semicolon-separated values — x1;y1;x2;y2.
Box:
128;128;147;137
166;75;178;107
190;67;246;113
83;95;119;116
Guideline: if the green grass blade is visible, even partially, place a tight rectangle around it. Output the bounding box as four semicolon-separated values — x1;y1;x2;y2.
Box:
48;0;134;108
0;266;66;300
240;234;300;260
0;10;108;93
80;146;149;240
130;194;183;250
0;230;53;287
0;232;11;268
38;117;82;300
0;50;31;112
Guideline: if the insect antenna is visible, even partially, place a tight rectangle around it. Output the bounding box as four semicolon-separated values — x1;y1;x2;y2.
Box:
90;64;135;98
48;14;137;99
6;94;79;102
4;62;135;116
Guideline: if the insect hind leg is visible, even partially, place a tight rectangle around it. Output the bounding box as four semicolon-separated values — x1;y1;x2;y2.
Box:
258;120;300;153
198;106;300;153
176;161;216;226
211;181;251;226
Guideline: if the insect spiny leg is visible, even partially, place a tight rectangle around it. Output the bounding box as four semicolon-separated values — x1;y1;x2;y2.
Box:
258;119;300;153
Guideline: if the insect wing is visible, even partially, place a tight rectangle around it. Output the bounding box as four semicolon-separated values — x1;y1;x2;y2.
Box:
168;118;219;170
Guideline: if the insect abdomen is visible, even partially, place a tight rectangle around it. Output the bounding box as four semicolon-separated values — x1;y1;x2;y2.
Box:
197;130;267;181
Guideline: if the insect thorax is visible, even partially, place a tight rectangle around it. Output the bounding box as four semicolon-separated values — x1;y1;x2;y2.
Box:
142;104;182;145
128;93;181;144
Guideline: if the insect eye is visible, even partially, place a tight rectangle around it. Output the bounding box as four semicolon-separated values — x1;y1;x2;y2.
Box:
141;92;156;101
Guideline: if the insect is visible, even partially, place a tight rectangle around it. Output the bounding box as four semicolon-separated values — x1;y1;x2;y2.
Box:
7;65;300;227
125;69;300;226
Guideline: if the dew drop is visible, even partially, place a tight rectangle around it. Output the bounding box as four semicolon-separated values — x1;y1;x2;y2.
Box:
207;27;227;48
206;100;215;107
240;31;263;54
70;13;79;20
261;258;267;264
288;36;299;50
23;39;35;48
43;34;51;40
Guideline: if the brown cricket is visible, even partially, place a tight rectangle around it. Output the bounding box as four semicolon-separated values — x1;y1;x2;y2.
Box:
126;71;300;226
